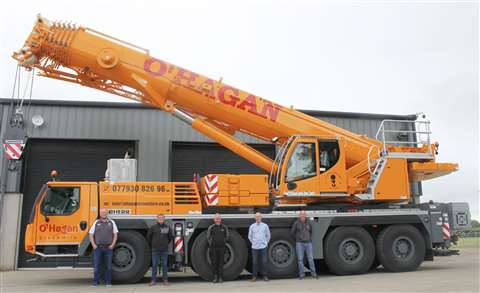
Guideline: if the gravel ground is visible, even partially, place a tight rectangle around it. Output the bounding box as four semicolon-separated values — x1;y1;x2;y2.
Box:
1;248;479;293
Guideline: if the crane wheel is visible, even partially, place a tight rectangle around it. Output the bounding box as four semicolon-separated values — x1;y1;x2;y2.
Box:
111;230;150;284
324;226;375;275
265;229;298;279
376;224;425;272
190;229;247;281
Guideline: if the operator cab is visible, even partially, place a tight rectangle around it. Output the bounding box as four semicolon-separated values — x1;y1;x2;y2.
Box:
271;136;347;202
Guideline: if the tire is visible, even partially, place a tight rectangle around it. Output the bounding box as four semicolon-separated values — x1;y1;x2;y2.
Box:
190;229;247;281
111;230;150;284
376;225;425;272
266;229;298;279
324;226;375;275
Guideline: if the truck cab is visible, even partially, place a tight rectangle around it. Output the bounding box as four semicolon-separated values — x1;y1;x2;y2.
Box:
25;181;98;256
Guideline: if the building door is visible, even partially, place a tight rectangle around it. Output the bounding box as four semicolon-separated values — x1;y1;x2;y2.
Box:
170;142;275;181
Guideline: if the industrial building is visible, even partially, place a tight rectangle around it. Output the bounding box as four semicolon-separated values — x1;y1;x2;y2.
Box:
0;98;420;269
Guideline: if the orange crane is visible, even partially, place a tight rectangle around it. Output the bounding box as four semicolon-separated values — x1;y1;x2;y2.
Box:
13;15;457;206
11;15;470;284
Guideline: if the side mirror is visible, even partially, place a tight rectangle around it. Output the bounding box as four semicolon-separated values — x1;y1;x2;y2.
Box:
287;182;297;190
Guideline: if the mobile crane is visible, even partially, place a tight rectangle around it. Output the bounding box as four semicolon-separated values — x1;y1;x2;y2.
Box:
12;15;471;283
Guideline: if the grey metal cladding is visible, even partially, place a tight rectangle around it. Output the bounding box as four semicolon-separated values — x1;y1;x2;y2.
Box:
0;99;415;182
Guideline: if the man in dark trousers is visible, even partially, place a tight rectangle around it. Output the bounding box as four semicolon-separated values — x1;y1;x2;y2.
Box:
207;213;229;283
89;208;118;287
291;210;318;279
147;214;174;286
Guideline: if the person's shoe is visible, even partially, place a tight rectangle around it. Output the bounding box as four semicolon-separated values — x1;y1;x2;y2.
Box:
298;275;304;280
263;276;269;281
218;277;223;283
105;284;112;287
149;281;156;286
312;273;318;279
163;281;170;286
91;283;98;288
213;276;218;283
250;276;257;282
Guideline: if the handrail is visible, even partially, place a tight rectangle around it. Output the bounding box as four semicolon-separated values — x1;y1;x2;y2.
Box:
367;144;380;175
375;119;433;157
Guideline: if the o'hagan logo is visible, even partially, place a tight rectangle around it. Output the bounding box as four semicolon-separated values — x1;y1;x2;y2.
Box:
39;224;79;234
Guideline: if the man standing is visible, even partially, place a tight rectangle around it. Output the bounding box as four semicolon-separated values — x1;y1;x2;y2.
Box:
147;214;173;286
89;208;118;287
291;210;317;279
207;213;229;283
248;212;270;282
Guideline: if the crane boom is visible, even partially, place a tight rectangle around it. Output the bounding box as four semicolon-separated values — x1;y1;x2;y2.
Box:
13;16;376;169
13;15;458;203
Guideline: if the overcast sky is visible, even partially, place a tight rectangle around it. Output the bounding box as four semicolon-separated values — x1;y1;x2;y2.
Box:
1;0;478;218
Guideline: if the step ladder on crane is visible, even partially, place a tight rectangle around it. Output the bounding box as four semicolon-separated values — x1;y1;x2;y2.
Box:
358;119;434;200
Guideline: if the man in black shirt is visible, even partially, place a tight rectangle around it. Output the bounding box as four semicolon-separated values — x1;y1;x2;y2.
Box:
207;213;229;283
147;214;173;286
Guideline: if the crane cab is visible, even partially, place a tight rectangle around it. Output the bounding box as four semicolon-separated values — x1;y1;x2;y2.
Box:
271;136;348;204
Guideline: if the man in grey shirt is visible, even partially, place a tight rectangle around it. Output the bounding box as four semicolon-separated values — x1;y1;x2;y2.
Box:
291;210;317;279
89;208;118;287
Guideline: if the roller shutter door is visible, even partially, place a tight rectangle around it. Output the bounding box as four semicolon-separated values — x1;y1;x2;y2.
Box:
18;139;135;268
170;142;275;181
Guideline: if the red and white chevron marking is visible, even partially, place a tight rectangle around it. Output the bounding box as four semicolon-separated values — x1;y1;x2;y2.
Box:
204;174;218;194
174;236;183;253
3;143;25;160
442;223;451;240
205;193;219;206
204;175;219;206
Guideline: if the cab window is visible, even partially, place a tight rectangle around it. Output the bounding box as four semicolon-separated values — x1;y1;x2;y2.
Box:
40;187;80;216
319;141;340;173
285;142;317;182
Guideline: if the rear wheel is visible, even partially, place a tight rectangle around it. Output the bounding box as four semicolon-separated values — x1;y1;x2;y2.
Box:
112;230;150;284
266;229;298;279
324;226;375;275
190;229;247;281
376;225;425;272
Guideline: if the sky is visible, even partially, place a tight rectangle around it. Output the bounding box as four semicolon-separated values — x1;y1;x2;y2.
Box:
1;0;478;219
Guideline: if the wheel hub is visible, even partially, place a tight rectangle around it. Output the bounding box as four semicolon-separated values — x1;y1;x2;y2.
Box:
269;240;294;267
393;237;414;259
339;238;363;263
112;243;135;272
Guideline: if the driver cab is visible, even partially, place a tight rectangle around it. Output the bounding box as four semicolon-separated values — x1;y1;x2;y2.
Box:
278;136;347;198
24;181;97;255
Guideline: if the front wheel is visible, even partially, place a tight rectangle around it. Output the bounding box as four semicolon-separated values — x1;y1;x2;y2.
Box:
112;230;150;284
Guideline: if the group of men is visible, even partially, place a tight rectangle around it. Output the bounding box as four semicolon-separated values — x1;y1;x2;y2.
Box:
89;209;317;287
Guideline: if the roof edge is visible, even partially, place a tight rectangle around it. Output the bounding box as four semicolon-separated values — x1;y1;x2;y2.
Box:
0;98;417;120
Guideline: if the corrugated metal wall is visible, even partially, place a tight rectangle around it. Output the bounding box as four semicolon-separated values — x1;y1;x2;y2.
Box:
0;100;415;184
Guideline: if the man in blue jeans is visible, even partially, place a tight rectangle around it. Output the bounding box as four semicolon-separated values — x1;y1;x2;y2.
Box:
248;212;270;282
89;208;118;287
291;210;318;279
147;214;173;286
